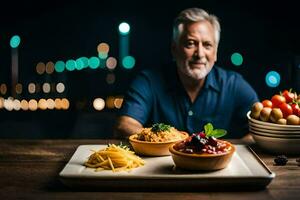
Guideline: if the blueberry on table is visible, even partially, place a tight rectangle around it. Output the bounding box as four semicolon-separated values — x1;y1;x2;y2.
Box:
274;155;288;166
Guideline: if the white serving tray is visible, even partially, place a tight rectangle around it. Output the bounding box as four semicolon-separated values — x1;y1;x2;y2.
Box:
59;145;275;190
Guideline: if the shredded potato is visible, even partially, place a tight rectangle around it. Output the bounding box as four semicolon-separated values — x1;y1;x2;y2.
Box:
134;127;186;142
84;144;145;172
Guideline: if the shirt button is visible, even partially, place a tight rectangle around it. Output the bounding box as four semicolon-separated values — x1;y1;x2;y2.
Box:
188;110;193;116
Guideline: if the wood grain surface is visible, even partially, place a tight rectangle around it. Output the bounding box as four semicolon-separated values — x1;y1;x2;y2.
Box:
0;139;299;200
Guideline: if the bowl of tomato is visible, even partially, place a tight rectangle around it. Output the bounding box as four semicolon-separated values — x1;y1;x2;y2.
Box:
248;89;300;154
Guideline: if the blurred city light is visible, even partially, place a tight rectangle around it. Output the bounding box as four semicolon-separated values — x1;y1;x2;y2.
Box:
265;70;281;87
118;22;130;35
10;35;21;48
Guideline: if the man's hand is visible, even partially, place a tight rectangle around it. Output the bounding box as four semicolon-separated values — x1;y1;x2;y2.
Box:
113;116;143;139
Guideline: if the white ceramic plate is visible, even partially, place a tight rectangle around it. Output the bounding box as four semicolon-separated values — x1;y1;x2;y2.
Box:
59;145;275;190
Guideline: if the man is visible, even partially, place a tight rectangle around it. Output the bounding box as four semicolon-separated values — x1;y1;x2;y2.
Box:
114;8;259;138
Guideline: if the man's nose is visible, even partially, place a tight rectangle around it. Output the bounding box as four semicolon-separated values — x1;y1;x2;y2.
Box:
194;45;204;58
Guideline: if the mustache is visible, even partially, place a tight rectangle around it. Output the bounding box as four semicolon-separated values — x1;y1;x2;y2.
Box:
189;61;206;65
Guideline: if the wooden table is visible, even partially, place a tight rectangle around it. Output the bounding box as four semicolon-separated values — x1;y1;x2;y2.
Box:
0;139;299;200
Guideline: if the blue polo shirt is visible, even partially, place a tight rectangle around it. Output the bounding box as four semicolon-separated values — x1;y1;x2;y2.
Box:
120;63;259;138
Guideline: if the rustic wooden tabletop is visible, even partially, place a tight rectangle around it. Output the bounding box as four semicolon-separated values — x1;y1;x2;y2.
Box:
0;139;299;200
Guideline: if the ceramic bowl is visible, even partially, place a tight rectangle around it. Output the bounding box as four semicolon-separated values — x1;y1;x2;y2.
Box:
247;111;300;154
251;133;300;155
249;126;300;137
249;123;300;134
249;127;300;138
247;111;300;130
169;141;235;171
129;132;189;156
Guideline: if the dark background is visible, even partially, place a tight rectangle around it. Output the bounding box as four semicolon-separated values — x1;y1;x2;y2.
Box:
0;0;300;138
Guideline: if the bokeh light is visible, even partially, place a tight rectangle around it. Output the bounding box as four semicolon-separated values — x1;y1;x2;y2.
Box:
66;60;76;71
36;62;46;75
118;22;130;35
114;97;124;109
61;98;70;110
55;98;62;110
105;96;115;109
55;61;65;72
98;52;108;59
45;61;55;74
0;97;4;109
75;58;85;70
13;99;21;111
231;52;243;66
20;99;29;111
89;57;100;69
122;56;135;69
10;35;21;48
93;98;105;111
56;82;65;93
265;70;281;87
106;73;116;84
4;97;14;111
97;43;110;53
28;99;38;111
28;83;36;94
106;57;117;70
15;83;22;94
0;84;7;95
38;99;47;110
47;99;55;109
42;83;51;93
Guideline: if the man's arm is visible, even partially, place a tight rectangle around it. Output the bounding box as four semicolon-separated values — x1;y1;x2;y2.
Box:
114;116;143;139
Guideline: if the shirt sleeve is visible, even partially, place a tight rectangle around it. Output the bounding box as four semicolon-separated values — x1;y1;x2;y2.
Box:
230;74;259;137
119;71;153;125
234;74;259;114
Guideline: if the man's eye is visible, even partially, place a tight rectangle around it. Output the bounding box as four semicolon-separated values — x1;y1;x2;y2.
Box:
186;41;195;47
203;42;213;49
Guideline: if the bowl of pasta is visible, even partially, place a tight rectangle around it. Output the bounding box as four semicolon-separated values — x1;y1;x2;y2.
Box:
129;123;189;156
169;123;235;171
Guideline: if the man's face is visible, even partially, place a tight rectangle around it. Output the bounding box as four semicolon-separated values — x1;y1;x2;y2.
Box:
172;21;217;80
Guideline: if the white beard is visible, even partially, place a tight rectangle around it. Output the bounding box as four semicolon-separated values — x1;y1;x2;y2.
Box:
180;65;212;80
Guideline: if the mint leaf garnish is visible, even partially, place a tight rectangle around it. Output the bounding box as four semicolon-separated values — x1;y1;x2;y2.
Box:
211;129;227;138
203;123;227;138
151;123;171;132
204;123;214;136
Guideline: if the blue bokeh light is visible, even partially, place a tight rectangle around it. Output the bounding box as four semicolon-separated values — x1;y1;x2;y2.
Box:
265;71;280;87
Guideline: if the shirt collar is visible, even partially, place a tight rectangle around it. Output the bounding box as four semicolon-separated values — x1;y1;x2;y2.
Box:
203;66;221;92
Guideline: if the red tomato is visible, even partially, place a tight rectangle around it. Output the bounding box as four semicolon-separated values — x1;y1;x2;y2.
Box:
291;103;300;116
262;100;272;108
279;103;293;118
282;90;295;103
271;94;286;108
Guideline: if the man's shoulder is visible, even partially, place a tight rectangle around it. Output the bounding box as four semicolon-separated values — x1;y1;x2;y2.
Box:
139;68;160;77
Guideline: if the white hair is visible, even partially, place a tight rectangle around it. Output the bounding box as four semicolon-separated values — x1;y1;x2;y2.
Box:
173;8;221;47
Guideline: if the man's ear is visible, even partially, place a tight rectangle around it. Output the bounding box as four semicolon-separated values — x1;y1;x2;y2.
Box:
214;49;218;62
